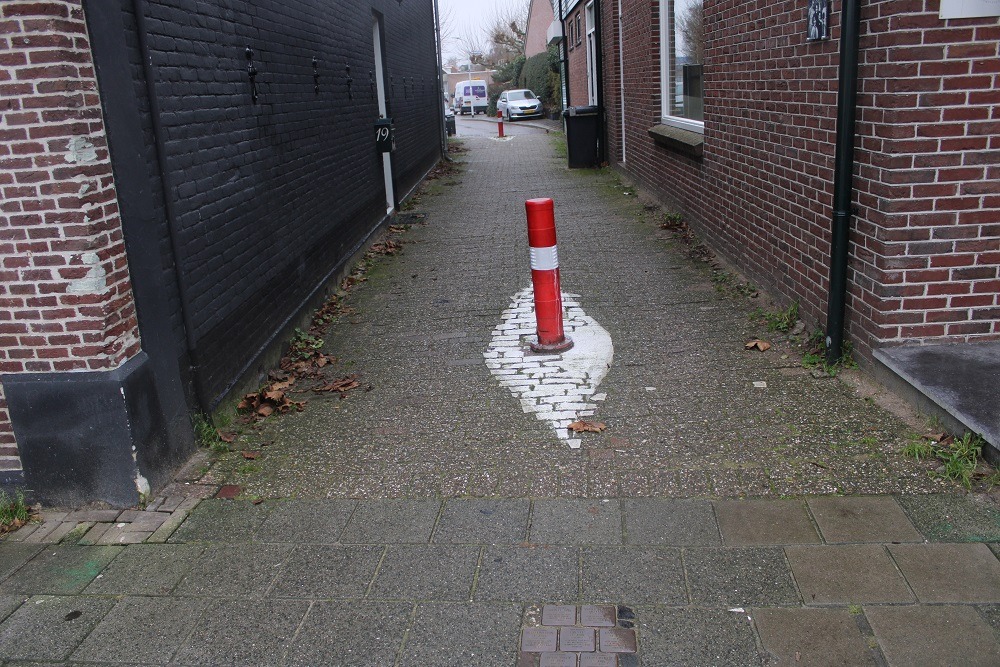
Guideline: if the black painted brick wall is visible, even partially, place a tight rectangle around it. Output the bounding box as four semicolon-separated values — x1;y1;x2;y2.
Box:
115;0;441;404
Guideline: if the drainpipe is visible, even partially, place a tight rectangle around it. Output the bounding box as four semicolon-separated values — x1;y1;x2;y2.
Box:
825;0;861;365
559;0;569;110
433;0;447;157
132;0;208;412
593;0;604;164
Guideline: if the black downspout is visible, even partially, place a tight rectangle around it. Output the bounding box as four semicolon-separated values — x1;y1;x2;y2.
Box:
593;0;605;165
133;0;208;412
825;0;861;365
559;0;569;110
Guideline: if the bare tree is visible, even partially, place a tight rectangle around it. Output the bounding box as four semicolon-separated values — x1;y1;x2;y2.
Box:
484;0;530;65
675;1;704;63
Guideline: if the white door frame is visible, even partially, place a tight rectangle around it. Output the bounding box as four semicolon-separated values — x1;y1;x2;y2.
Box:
585;1;597;106
373;16;394;214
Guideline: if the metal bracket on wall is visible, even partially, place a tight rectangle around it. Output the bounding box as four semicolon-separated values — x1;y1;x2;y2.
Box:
313;57;320;95
345;64;353;100
246;46;258;103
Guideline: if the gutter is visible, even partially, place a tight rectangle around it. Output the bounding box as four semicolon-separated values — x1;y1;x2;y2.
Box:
825;0;861;365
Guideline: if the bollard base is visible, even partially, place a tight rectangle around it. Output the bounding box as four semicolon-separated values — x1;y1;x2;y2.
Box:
529;336;574;354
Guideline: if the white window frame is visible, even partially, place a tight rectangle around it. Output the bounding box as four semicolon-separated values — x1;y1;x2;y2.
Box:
659;0;704;134
586;1;597;106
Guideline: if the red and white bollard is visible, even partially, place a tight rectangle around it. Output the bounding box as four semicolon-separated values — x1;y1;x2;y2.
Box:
497;109;504;138
525;198;573;353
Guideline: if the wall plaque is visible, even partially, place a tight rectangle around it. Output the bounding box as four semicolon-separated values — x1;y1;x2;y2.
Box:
940;0;1000;18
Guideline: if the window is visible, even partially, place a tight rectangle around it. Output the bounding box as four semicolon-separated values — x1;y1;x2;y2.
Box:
660;0;704;132
576;13;582;46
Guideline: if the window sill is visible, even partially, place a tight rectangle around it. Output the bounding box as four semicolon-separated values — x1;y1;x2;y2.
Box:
648;124;704;159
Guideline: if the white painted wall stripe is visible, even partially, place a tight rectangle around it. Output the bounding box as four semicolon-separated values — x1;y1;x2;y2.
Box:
529;246;559;271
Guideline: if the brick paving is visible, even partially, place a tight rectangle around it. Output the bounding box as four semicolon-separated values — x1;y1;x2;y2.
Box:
2;130;1000;665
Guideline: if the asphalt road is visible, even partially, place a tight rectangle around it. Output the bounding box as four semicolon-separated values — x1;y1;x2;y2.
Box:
452;113;550;138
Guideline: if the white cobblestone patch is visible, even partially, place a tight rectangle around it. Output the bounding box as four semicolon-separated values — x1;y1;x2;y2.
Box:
485;287;614;449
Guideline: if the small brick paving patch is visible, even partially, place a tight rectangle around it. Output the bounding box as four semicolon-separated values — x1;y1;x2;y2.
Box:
520;605;638;666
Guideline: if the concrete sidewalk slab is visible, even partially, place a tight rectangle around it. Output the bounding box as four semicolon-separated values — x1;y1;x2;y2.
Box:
433;499;531;544
70;596;207;664
370;545;480;601
0;546;120;596
252;499;356;543
622;498;720;546
474;546;579;602
270;544;382;599
715;499;820;545
753;607;878;666
808;496;922;543
399;603;522;667
865;605;1000;667
888;543;1000;603
172;543;292;598
685;547;799;606
786;545;914;605
581;547;686;604
636;607;761;666
82;543;203;595
341;499;441;544
0;595;115;662
530;500;622;545
285;601;413;666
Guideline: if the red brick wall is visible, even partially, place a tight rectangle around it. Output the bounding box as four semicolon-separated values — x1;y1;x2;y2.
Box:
606;0;1000;360
566;4;590;106
525;0;556;58
0;0;140;472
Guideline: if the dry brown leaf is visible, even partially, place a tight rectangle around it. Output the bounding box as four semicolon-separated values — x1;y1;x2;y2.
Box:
256;404;274;417
217;430;236;443
568;420;607;433
745;339;772;352
242;451;260;460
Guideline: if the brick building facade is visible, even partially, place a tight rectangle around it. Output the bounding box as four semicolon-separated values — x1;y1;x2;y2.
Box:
1;0;443;504
599;1;998;362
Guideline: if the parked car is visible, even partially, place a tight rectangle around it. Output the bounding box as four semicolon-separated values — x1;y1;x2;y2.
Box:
497;89;543;121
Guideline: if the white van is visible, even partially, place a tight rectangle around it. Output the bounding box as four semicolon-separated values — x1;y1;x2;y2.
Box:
453;79;488;115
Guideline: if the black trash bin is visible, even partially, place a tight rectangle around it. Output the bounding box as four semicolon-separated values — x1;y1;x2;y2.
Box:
563;105;599;168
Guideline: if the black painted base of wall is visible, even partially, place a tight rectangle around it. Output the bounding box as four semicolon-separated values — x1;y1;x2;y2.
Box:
0;470;25;492
3;353;192;507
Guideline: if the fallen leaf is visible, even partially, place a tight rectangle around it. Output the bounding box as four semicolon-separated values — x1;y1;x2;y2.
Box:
745;339;772;352
256;404;274;417
568;421;607;433
217;431;236;443
242;451;260;460
251;498;264;505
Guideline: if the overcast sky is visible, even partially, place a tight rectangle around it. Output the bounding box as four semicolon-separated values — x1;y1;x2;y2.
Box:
437;0;532;63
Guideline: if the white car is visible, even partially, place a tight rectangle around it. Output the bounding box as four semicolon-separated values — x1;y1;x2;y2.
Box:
497;89;543;121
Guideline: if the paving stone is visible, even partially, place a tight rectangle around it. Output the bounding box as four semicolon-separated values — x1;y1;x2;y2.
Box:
371;545;480;601
147;508;191;543
896;494;1000;543
622;498;720;546
542;604;577;626
83;543;204;595
808;496;922;544
173;598;309;666
531;500;622;545
539;652;577;667
0;596;24;624
715;499;820;545
0;544;42;582
560;626;595;651
71;596;209;663
0;595;116;662
580;654;617;667
64;509;121;523
340;499;441;543
685;547;798;606
399;603;522;667
635;606;761;666
581;547;686;604
434;499;530;543
523;627;559;652
270;544;382;599
285;601;412;666
888;543;1000;603
753;607;877;666
0;545;121;595
252;499;357;543
599;628;637;653
785;545;914;605
474;546;579;602
173;543;293;598
167;499;270;542
580;605;617;627
976;604;1000;637
866;604;1000;667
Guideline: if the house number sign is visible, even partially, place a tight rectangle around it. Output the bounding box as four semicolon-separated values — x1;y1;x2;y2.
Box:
940;0;1000;18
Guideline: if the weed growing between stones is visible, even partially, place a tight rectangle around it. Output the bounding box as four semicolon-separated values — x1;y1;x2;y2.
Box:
0;489;32;534
904;432;995;490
